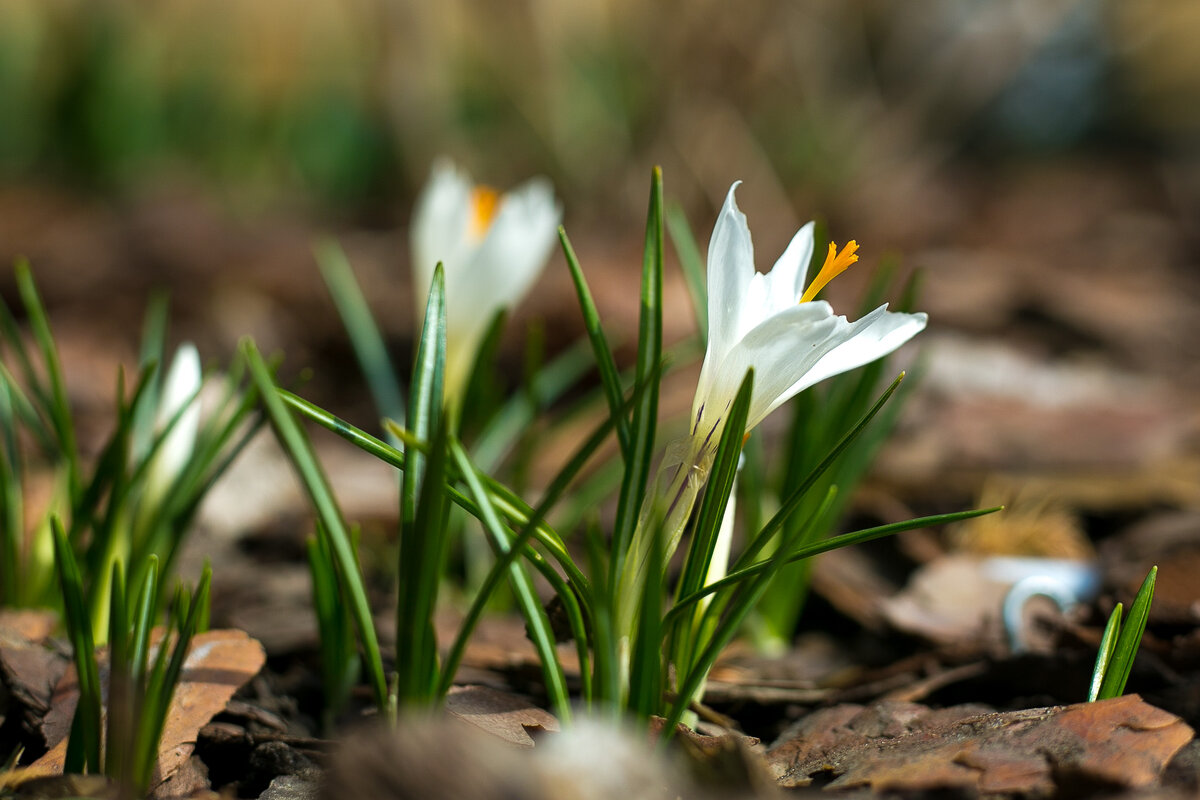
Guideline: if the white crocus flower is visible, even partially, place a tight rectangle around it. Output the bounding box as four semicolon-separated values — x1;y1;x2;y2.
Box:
691;182;928;456
410;159;562;404
616;182;927;672
143;343;202;513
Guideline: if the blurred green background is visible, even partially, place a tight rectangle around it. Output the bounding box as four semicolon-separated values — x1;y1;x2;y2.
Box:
2;0;1197;218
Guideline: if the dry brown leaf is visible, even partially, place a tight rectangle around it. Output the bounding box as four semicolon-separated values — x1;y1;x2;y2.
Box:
0;610;58;644
32;628;265;791
445;685;560;748
769;695;1192;795
0;612;69;723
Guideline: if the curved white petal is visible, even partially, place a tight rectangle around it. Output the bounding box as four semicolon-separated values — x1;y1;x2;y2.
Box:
443;176;561;365
462;177;561;321
410;159;474;305
764;221;815;307
703;183;755;370
796;305;928;391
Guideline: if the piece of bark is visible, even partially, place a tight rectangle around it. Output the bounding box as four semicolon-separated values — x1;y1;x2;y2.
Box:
769;695;1192;795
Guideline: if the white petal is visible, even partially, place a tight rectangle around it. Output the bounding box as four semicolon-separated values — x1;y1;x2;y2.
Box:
446;176;561;352
797;305;928;390
410;159;474;307
703;183;755;370
155;343;202;485
694;302;834;435
763;221;815;306
711;302;842;430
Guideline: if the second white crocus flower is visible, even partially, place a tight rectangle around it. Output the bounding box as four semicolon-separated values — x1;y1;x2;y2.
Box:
617;181;928;648
410;159;562;405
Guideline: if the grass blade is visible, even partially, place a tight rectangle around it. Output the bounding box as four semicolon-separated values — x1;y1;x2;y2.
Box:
403;262;445;519
736;373;906;571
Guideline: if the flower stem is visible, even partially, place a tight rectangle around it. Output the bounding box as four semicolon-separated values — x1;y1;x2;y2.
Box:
614;437;711;699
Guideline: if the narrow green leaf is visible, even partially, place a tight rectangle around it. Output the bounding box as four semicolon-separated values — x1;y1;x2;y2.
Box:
628;507;664;718
458;309;507;434
558;227;631;459
666;505;1004;623
396;416;451;704
132;566;210;795
471;337;593;474
0;376;22;604
665;201;707;343
315;238;406;426
15;260;80;500
1089;602;1122;702
737;373;906;571
104;561;131;782
129;556;159;689
609;166;663;588
676;371;752;603
447;440;571;719
436;378;648;700
669;370;752;688
403;263;445;522
285;390;589;590
131;293;168;463
51;516;101;773
662;488;839;734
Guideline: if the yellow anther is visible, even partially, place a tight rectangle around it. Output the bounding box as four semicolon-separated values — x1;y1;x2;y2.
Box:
799;240;859;304
469;186;501;240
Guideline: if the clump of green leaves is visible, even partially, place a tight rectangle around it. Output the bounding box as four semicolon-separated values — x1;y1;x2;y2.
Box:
1089;566;1157;702
0;261;259;629
53;515;211;797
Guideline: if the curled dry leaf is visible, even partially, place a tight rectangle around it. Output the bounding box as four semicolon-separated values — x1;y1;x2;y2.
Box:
445;685;560;748
768;695;1193;795
32;628;266;791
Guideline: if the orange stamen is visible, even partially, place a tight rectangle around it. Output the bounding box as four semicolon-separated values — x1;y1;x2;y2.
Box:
469;186;501;240
799;240;859;304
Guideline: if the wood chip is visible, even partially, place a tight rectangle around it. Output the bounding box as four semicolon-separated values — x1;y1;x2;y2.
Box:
769;695;1193;795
